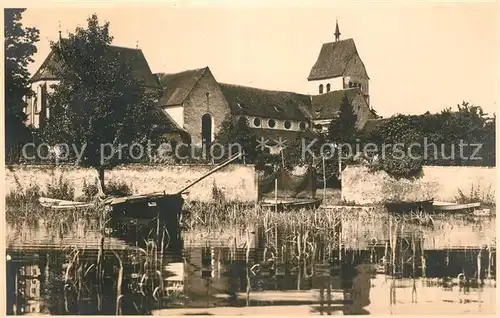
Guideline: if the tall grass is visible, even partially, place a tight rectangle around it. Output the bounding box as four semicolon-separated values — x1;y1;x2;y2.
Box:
81;178;134;201
455;184;495;206
46;175;75;201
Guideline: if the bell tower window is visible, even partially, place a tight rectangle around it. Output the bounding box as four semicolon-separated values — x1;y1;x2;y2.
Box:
319;84;323;94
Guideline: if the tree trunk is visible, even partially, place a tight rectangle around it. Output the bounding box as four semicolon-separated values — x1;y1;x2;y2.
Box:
98;167;106;197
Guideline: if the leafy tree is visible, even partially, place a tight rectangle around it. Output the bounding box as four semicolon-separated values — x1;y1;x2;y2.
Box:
481;115;496;166
323;94;359;181
41;14;160;196
4;8;40;163
328;94;358;145
364;114;425;178
361;101;495;178
213;116;267;166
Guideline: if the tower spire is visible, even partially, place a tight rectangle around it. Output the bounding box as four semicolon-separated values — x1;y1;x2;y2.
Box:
334;19;341;42
58;21;62;41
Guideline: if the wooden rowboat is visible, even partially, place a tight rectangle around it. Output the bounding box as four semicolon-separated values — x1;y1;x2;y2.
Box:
384;199;434;214
433;201;481;211
39;197;95;209
260;198;323;211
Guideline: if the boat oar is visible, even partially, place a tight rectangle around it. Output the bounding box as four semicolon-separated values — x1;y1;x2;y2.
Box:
175;152;243;195
106;152;243;202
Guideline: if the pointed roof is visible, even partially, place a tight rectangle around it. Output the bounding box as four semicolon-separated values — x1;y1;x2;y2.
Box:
156;67;208;106
30;39;159;88
334;20;341;41
308;38;366;81
310;88;362;120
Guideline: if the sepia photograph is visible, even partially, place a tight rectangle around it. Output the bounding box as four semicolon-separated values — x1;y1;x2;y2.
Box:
2;0;497;315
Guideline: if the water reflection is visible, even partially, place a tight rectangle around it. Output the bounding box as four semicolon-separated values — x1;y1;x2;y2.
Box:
5;216;496;315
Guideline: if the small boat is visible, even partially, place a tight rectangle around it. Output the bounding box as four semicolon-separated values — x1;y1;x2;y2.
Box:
384;199;434;214
260;198;323;211
39;197;95;209
472;208;491;216
433;201;481;212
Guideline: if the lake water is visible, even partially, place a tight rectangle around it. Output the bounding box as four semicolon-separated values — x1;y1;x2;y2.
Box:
5;211;497;315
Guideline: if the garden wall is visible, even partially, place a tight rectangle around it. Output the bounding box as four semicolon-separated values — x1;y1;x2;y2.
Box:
341;165;496;205
5;164;258;203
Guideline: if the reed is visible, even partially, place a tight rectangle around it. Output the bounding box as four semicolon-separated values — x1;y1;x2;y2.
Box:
455;184;495;206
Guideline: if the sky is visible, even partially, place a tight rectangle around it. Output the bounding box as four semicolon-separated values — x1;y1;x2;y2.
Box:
21;1;498;118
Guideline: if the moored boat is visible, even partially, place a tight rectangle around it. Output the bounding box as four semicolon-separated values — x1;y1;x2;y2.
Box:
260;198;323;211
384;199;434;214
433;201;481;212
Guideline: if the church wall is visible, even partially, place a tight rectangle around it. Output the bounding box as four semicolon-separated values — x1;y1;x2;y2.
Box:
343;54;369;103
307;77;343;95
164;105;184;128
25;80;59;128
351;94;371;129
232;115;308;131
313;93;371;133
182;70;231;146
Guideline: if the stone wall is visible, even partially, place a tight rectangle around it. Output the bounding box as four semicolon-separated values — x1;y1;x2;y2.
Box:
5;164;258;203
341;165;496;204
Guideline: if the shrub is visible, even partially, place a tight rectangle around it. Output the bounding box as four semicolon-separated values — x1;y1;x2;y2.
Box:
46;175;75;201
81;178;133;200
6;184;43;206
82;178;99;201
211;182;225;205
106;179;133;196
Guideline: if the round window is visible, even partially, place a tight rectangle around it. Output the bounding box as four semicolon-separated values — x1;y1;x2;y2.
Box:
299;122;306;130
284;120;291;129
253;117;261;127
268;119;276;128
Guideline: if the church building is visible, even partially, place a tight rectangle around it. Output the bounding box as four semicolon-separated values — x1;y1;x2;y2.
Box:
25;21;377;150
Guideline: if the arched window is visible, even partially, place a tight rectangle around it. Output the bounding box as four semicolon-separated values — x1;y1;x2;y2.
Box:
349;82;353;88
253;117;261;127
284;120;291;129
326;83;331;92
319;84;323;94
268;119;276;128
299;122;306;130
201;113;213;145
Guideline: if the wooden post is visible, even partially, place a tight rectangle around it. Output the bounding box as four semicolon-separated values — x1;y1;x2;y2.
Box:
487;246;492;280
245;225;256;307
421;252;426;278
281;150;286;199
384;241;389;275
338;219;342;261
322;156;326;201
338;146;342;178
275;178;278;213
477;249;482;282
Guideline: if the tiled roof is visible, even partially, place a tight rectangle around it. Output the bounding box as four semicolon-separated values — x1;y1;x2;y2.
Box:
308;38;363;81
30;39;159;88
219;83;310;121
156;67;208;106
310;88;361;120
